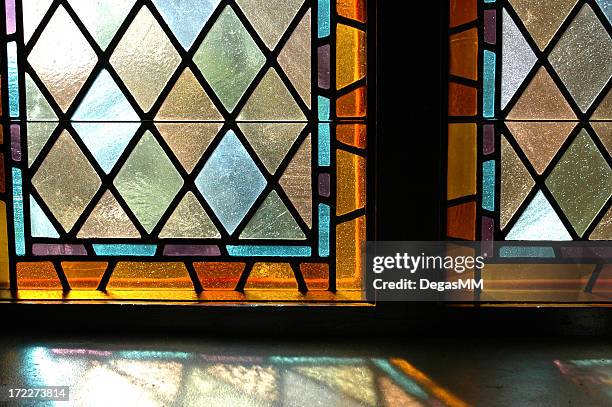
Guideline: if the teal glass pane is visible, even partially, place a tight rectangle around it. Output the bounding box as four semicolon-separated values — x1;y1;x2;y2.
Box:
8;42;19;117
318;0;330;38
499;246;555;258
227;245;312;257
318;96;330;121
93;244;157;256
318;124;330;166
318;204;330;257
482;160;495;211
12;168;25;256
483;50;496;118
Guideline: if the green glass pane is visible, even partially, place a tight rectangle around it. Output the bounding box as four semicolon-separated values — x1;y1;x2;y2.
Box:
194;6;265;112
114;132;184;233
240;191;305;240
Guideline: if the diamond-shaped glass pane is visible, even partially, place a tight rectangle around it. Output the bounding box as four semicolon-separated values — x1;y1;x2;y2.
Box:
196;130;266;234
68;0;136;50
152;0;220;50
110;6;181;112
28;5;97;112
194;6;266;112
114;132;184;233
546;130;612;237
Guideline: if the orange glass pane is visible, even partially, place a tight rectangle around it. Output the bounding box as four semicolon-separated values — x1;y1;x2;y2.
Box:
17;262;62;289
447;123;477;200
0;153;5;193
194;262;245;290
447;202;477;240
338;0;366;22
337;215;365;290
448;82;477;116
0;202;8;289
62;262;108;290
0;126;3;143
107;262;193;290
449;28;478;80
337;149;366;216
337;24;366;89
337;86;366;118
300;263;329;290
245;263;298;290
450;0;477;28
337;124;366;149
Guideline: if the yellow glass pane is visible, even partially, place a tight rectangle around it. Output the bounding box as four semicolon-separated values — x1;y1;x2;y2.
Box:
246;263;298;290
194;262;245;290
337;24;366;90
337;216;365;290
447;123;477;200
107;262;193;290
337;150;366;216
337;124;367;149
62;262;108;290
338;0;366;22
0;202;8;289
17;262;62;289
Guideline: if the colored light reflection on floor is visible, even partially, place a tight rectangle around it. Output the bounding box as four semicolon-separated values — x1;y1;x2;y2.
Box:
554;359;612;405
19;346;468;406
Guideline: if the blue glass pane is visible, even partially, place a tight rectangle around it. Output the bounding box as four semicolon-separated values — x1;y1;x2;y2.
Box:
12;168;25;256
196;131;266;234
92;244;157;256
227;245;312;257
73;70;139;121
30;195;59;238
499;246;555;258
73;122;140;174
483;50;496;118
318;204;330;257
152;0;220;49
596;0;611;25
318;123;330;166
318;96;330;121
7;42;19;117
318;0;330;38
506;191;572;241
482;160;495;211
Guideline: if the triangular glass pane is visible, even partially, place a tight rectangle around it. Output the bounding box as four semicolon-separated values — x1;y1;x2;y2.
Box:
592;122;612;156
194;6;265;112
507;67;576;120
156;123;222;173
590;207;612;240
549;4;612;113
160;192;220;238
237;68;306;121
68;0;136;49
28;5;98;112
155;68;222;121
508;0;578;50
27;122;57;167
280;135;312;228
238;122;305;174
592;86;612;120
501;135;535;229
114;132;184;233
506;122;575;174
30;195;59;238
152;0;220;50
278;10;311;108
240;191;305;240
73;69;139;121
22;0;53;45
110;6;181;112
73;122;140;174
506;191;572;241
546;130;612;237
78;190;140;238
501;8;537;110
25;74;57;121
235;0;304;50
195;130;267;234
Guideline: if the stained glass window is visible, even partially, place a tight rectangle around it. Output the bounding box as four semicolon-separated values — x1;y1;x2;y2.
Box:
0;0;369;301
447;0;612;243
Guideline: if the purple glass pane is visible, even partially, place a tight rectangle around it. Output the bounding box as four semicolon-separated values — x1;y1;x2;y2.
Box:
5;0;16;35
33;244;88;256
484;10;496;45
481;216;494;258
318;173;330;197
163;245;221;256
483;124;495;155
561;247;612;259
10;124;20;162
318;45;330;90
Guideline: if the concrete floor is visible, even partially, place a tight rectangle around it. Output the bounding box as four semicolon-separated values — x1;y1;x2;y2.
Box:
0;334;610;406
